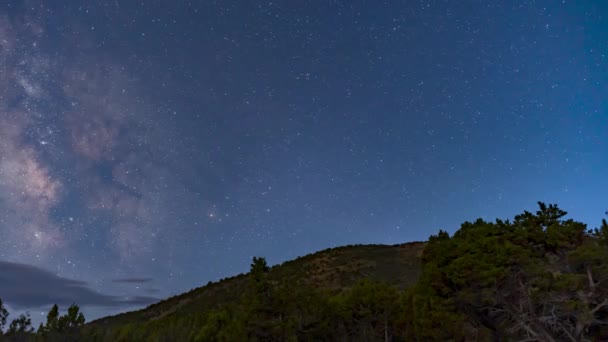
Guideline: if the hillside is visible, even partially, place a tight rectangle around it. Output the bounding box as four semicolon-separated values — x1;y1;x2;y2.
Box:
92;241;426;328
4;203;608;341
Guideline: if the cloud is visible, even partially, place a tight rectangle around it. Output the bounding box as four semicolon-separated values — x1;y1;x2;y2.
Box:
143;288;161;294
0;261;159;309
111;278;154;284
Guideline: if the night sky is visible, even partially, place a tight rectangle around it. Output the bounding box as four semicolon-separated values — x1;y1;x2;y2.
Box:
1;0;607;322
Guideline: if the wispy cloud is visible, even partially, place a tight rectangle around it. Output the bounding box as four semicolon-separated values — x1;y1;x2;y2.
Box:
111;278;154;284
0;261;159;309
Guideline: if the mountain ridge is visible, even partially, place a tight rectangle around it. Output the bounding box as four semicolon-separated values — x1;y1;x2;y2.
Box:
90;241;426;327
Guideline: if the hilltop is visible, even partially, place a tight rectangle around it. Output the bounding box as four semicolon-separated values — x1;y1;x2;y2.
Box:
91;241;425;328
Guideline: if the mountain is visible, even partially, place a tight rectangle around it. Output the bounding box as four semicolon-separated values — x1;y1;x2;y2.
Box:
16;203;608;341
91;241;425;329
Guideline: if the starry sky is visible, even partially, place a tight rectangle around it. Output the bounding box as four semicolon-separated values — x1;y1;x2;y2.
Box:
0;0;607;323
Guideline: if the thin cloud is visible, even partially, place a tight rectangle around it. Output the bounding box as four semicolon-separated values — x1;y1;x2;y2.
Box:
111;278;154;284
0;261;159;309
143;288;161;294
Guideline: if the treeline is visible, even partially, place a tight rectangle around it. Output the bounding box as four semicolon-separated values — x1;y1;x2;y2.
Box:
81;203;608;341
4;202;608;341
0;302;85;341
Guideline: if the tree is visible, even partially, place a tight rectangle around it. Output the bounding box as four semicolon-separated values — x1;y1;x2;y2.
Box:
408;203;608;341
39;304;59;335
245;256;277;340
6;313;34;337
250;256;269;284
333;279;401;341
247;256;272;315
0;298;8;334
194;307;247;341
38;303;86;336
58;303;86;331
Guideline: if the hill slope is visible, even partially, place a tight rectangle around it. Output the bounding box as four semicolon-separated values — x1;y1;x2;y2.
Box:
92;242;425;328
16;204;608;341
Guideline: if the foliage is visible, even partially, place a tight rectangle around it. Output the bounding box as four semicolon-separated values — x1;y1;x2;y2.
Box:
58;304;86;332
37;304;59;336
34;303;86;341
407;202;608;341
0;298;8;334
79;260;405;341
5;313;34;339
0;303;87;341
3;203;608;341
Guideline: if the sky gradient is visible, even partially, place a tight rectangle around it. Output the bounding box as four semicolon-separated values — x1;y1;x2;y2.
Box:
0;0;607;323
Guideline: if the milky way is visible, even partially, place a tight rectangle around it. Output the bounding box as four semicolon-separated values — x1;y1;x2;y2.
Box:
0;1;607;323
0;8;169;265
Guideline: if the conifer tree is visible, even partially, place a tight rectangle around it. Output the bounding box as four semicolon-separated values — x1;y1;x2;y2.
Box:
7;313;34;337
0;298;8;335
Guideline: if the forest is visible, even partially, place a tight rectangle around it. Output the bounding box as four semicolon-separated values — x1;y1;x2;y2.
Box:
2;203;608;341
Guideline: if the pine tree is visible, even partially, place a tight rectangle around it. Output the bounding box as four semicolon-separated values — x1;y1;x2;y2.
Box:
7;313;34;337
43;304;60;334
0;298;8;335
59;303;86;331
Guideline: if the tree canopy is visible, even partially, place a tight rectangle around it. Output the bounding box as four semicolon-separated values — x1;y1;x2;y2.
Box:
406;202;608;341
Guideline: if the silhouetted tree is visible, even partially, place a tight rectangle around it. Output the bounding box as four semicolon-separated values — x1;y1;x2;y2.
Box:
39;304;59;335
58;303;86;331
6;313;34;338
250;256;269;284
38;303;85;337
0;298;8;334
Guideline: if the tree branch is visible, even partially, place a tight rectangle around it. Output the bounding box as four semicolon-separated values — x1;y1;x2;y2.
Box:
586;266;596;289
591;299;608;315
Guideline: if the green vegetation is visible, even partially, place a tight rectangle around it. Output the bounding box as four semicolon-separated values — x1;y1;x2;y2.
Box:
3;203;608;341
404;203;608;341
0;303;85;341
